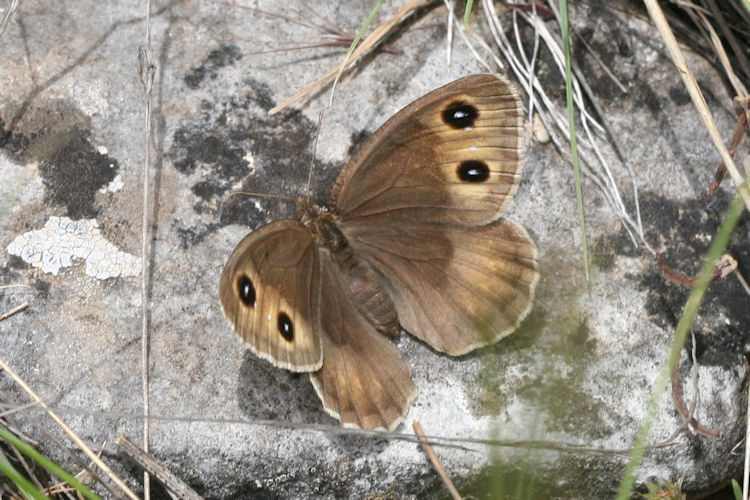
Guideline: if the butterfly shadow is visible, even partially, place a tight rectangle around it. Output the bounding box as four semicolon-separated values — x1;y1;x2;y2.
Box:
236;351;322;423
236;351;391;454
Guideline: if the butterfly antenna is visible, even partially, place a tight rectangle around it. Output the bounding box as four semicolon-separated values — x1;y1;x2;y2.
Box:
306;111;324;199
228;191;297;203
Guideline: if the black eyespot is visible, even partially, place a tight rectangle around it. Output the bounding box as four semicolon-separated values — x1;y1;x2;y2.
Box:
278;312;294;342
457;161;490;182
237;275;255;307
442;101;478;129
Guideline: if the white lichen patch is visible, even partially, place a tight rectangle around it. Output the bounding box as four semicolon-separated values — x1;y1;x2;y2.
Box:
6;216;140;279
99;174;123;193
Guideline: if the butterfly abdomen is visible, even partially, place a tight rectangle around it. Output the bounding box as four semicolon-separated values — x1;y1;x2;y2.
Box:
327;245;400;338
299;202;401;338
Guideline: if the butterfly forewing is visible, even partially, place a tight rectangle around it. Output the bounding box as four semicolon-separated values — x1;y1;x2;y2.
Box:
219;220;323;371
329;74;523;225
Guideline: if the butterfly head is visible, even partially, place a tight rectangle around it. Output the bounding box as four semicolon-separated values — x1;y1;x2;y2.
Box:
296;199;348;252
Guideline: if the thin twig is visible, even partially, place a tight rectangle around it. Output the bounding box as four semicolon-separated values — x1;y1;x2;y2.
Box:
656;253;737;286
0;400;40;418
734;267;750;296
0;359;140;500
705;0;750;97
0;0;22;35
0;403;682;457
669;346;721;437
138;1;156;496
572;28;626;93
0;302;28;321
413;421;462;500
706;108;748;202
116;435;203;500
0;284;34;291
445;0;455;66
745;364;750;500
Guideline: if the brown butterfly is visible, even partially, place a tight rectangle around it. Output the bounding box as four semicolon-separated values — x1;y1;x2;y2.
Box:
219;74;539;430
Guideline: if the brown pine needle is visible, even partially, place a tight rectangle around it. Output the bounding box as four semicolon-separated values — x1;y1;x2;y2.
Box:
733;267;750;296
656;253;736;286
706;107;748;202
413;421;463;500
269;0;423;115
228;191;297;203
670;361;721;438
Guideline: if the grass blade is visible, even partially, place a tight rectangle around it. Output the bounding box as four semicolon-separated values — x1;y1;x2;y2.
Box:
330;0;385;103
0;447;50;500
0;424;102;500
464;0;474;27
558;0;590;280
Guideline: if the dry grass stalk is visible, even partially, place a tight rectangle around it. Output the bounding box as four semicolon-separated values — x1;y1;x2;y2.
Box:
116;435;204;500
413;421;463;500
643;0;749;210
0;303;28;322
269;0;424;114
479;0;649;251
0;359;140;500
0;0;23;35
242;2;403;55
706;108;748;202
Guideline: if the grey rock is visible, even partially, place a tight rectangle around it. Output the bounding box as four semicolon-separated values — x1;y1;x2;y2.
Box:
0;1;746;498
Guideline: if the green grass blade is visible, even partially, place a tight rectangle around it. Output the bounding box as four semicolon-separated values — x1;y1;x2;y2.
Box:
344;0;384;61
558;0;590;281
732;479;742;500
0;450;50;500
464;0;474;27
615;193;746;499
0;424;102;500
332;0;385;93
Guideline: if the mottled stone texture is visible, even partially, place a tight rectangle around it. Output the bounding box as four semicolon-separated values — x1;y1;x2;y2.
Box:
0;1;747;498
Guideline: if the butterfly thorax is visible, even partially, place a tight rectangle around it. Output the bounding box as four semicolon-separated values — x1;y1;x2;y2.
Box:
296;198;348;252
297;197;400;337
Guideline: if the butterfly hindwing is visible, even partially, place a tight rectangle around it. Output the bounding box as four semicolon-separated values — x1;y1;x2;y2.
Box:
343;218;538;355
310;250;417;430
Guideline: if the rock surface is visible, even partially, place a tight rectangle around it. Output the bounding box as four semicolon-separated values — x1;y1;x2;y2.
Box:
1;1;747;498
